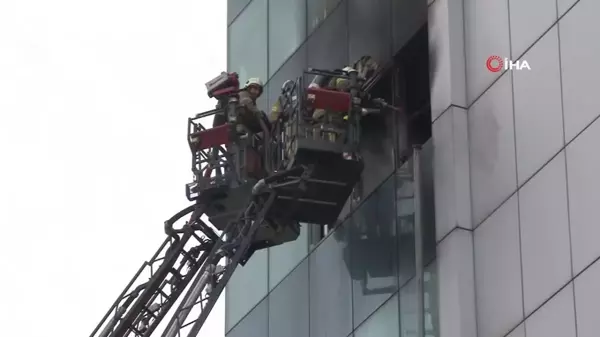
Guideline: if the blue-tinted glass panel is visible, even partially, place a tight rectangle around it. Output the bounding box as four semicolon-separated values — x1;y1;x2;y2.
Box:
307;1;349;70
267;44;307;112
268;223;309;289
268;260;309;337
348;0;392;64
225;249;268;331
307;0;342;34
420;139;436;264
396;162;416;285
354;294;400;337
351;175;399;327
358;112;396;199
354;63;395;201
228;0;252;24
226;296;268;337
391;0;427;53
309;222;353;337
228;0;267;84
268;0;306;77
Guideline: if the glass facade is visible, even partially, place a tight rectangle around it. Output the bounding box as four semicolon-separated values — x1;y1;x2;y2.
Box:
227;0;267;84
267;0;306;77
350;175;398;327
347;0;392;63
267;223;309;289
223;139;438;337
306;1;349;71
225;0;434;336
224;1;600;337
307;0;342;34
224;249;268;331
227;0;426;115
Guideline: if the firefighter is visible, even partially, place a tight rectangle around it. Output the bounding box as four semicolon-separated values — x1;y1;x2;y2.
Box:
314;56;381;121
271;56;381;125
353;55;379;82
270;96;283;122
269;79;297;123
208;77;268;180
237;77;269;179
237;77;270;134
311;66;357;121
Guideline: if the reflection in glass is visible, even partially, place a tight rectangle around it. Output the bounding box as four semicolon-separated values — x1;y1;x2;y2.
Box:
391;0;428;53
399;271;417;337
347;175;399;327
226;296;268;337
228;0;267;84
358;113;396;199
420;139;437;264
354;293;400;337
225;249;268;332
424;260;439;337
268;223;309;290
309;222;353;337
268;260;309;337
307;0;342;34
256;82;269;113
268;0;306;77
399;261;438;337
397;160;416;285
266;44;307;112
307;1;348;70
227;0;252;24
348;0;392;64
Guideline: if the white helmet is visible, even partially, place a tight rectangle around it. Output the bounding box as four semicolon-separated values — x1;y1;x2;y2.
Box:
244;77;263;89
342;66;357;73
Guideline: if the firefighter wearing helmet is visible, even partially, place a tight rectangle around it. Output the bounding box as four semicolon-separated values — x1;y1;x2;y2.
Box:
311;66;358;121
237;77;269;179
236;77;270;134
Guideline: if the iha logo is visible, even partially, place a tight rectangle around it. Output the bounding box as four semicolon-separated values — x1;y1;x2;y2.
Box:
486;55;531;72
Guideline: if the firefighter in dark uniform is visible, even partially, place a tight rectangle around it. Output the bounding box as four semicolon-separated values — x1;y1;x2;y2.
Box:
236;77;269;179
236;77;270;134
211;77;268;132
207;77;269;179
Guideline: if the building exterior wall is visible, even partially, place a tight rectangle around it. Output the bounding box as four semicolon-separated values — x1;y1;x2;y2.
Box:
225;0;435;336
431;0;600;337
226;0;600;336
224;148;439;337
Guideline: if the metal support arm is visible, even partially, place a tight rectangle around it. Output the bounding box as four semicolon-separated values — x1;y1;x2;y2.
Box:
90;204;218;337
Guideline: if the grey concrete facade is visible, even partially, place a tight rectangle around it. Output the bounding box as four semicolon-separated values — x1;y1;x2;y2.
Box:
431;0;600;337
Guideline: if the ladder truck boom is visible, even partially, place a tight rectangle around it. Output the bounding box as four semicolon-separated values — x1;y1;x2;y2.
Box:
161;191;278;337
91;165;306;337
90;67;395;337
91;204;217;337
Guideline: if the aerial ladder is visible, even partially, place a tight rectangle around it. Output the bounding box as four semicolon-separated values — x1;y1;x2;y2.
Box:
90;67;395;337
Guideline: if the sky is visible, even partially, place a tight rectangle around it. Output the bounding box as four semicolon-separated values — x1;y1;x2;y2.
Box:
0;1;227;336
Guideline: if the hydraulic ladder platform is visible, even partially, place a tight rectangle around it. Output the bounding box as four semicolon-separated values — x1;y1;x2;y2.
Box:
90;68;385;337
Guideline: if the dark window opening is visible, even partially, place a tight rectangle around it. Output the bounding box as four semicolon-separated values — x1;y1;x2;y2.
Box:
360;24;431;163
396;25;432;147
361;69;394;134
306;25;432;247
